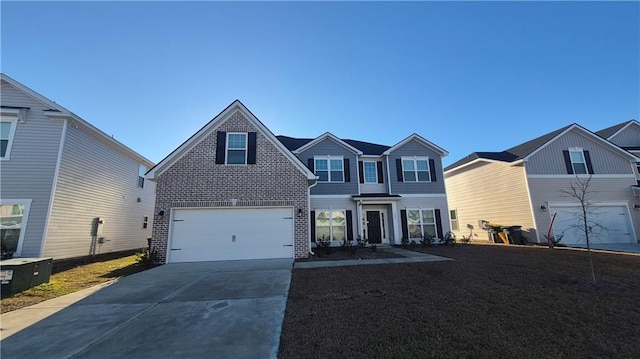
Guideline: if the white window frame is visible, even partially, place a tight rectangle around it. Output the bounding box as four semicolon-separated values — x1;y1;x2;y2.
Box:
314;156;344;183
401;156;431;182
363;161;378;183
315;209;347;242
226;132;248;165
0;118;18;160
406;208;437;240
568;148;587;175
142;216;149;229
0;199;32;257
138;165;147;188
450;209;459;231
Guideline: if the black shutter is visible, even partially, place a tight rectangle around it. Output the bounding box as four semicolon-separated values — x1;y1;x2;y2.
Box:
396;159;403;182
562;150;574;174
434;209;443;239
307;158;314;172
358;161;364;183
310;211;316;242
429;159;437;182
584;150;594;174
343;159;350;182
247;132;257;164
377;162;384;183
215;131;226;164
346;210;353;241
400;210;408;240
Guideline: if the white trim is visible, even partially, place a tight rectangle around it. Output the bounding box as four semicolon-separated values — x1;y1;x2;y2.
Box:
404;208;438;240
362;161;378;184
148;100;315;181
605;120;640;140
0;117;18;160
383;133;448;156
313;208;348;242
225;132;248;165
386;155;392;194
314;155;345;183
354;198;401;204
398;193;447;198
363;208;389;244
0;199;33;257
359;155;383;158
527;174;636;179
401;156;431;182
522;163;541;243
391;201;400;244
310;195;353;199
39;119;68;257
292;132;363;155
568;148;588;175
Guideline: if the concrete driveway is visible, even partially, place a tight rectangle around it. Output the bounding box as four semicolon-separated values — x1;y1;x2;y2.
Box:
567;243;640;254
1;258;292;359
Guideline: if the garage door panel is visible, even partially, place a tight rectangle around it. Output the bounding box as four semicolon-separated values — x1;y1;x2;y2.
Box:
169;208;294;263
550;206;634;245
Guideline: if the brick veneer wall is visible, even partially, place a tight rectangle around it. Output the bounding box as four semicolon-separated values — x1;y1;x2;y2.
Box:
151;110;310;263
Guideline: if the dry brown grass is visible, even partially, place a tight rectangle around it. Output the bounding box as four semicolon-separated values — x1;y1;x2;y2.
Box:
279;244;640;358
1;251;151;313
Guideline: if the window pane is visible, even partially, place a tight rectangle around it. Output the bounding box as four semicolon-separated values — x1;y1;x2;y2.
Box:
332;226;346;241
417;171;430;181
449;210;457;220
316;227;330;242
316;211;331;226
0;122;11;139
0;140;7;157
409;225;422;239
423;224;437;238
404;171;416;182
330;159;343;170
332;211;345;225
1;204;24;254
330;170;343;182
422;210;435;224
317;170;329;182
227;150;246;164
407;210;421;224
402;159;415;171
227;134;247;149
364;162;377;183
315;159;328;170
569;151;584;163
416;160;429;171
573;163;587;174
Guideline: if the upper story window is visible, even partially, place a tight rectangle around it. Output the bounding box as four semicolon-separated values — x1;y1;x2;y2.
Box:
569;149;587;174
0;119;17;160
138;165;147;188
363;161;378;183
402;157;430;182
226;133;248;165
315;156;344;182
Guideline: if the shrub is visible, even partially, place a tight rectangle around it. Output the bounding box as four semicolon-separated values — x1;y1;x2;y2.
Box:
440;231;457;245
420;235;435;247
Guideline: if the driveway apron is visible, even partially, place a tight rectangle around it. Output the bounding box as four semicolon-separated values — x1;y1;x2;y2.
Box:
1;258;293;359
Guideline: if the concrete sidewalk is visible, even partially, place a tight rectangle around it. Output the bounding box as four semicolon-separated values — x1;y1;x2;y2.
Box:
294;246;451;269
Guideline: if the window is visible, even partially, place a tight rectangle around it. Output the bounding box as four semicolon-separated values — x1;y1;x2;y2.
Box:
142;216;149;229
402;157;430;182
315;157;344;182
1;120;17;159
226;133;247;165
450;209;459;231
1;202;28;257
406;209;436;239
363;161;378;183
569;149;587;174
138;165;146;188
315;210;346;241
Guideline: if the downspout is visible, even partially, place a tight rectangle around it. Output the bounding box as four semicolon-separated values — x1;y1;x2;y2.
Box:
308;178;318;255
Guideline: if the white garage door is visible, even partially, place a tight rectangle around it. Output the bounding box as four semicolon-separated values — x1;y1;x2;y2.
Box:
550;205;635;245
168;207;294;263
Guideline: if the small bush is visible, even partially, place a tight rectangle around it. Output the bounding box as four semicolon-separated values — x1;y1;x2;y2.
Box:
440;231;457;245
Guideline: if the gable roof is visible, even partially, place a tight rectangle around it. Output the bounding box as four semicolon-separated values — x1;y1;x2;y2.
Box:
290;132;363;155
146;100;316;181
0;73;154;168
277;136;391;156
445;123;638;172
595;120;639;140
382;133;448;157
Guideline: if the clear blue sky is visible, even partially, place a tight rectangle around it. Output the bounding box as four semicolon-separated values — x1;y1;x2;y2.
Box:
2;1;638;166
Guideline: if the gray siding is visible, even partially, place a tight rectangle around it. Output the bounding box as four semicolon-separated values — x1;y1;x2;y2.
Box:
298;138;358;195
388;140;446;194
526;129;633;175
608;124;640;147
44;122;156;259
0;82;63;257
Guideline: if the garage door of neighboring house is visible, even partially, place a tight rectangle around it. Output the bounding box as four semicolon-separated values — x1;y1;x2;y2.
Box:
549;205;635;245
168;207;294;263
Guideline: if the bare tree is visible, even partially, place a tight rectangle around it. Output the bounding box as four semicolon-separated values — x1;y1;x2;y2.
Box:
560;175;601;282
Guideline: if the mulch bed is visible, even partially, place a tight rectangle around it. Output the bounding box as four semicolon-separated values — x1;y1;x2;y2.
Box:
296;247;404;262
279;244;640;358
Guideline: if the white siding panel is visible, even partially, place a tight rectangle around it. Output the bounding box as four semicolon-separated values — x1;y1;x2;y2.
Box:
44;124;156;259
0;82;63;256
445;161;536;242
527;177;639;243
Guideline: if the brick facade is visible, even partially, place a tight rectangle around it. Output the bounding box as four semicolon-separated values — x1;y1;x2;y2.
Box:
151;110;310;263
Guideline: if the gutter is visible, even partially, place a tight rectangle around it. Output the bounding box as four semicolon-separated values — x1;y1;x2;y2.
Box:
308;178;319;256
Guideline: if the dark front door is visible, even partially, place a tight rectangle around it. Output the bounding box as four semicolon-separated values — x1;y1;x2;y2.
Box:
366;211;382;244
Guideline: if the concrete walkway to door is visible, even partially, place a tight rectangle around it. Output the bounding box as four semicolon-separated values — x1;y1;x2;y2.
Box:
1;259;292;359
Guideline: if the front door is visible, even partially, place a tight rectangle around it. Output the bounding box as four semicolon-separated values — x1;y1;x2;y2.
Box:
366;211;382;244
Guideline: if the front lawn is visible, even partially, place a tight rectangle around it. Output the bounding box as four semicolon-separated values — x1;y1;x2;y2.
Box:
279;244;640;358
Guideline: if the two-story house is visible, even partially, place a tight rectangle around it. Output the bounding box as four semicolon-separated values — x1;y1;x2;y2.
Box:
444;123;640;246
147;100;450;263
0;74;156;260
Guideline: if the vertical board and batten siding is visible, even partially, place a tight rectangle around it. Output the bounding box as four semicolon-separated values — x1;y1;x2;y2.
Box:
44;123;156;259
444;161;536;242
297;138;358;195
527;177;640;243
608;124;640;147
388;140;446;194
0;82;63;256
526;129;632;175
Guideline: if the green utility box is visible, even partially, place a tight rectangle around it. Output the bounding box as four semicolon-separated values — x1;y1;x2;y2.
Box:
1;257;53;298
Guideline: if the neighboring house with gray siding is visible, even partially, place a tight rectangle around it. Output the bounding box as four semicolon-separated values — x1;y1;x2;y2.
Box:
0;74;155;260
596;119;640;186
445;123;640;246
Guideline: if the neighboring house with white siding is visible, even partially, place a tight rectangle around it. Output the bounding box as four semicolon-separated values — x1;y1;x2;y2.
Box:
0;73;155;260
444;123;640;246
